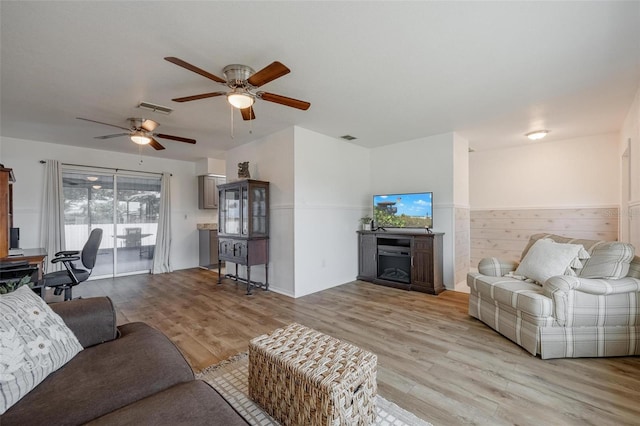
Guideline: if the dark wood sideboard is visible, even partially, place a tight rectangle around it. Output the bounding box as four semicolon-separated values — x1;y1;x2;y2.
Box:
357;230;444;295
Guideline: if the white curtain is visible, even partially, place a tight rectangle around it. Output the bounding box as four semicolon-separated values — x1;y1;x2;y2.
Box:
40;160;65;272
152;172;172;274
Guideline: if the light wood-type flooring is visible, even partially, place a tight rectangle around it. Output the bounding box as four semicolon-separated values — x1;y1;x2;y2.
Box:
56;268;640;426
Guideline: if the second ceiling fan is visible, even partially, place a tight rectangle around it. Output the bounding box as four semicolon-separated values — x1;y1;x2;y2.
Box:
76;117;196;150
165;57;311;120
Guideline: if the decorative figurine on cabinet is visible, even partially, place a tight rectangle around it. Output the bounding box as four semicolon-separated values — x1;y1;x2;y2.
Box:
238;162;250;179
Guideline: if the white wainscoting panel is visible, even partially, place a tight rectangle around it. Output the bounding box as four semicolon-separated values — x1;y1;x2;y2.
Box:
455;207;470;286
470;207;619;267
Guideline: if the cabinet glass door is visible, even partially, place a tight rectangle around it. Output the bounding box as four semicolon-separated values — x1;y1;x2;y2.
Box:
242;186;249;235
251;186;268;235
220;187;241;235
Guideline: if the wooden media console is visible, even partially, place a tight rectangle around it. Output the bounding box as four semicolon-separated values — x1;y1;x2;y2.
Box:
357;230;444;295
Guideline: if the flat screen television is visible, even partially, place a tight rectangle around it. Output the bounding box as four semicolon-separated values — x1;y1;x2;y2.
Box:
373;192;433;229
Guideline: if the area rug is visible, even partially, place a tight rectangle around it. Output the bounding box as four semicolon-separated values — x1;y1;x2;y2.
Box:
197;352;432;426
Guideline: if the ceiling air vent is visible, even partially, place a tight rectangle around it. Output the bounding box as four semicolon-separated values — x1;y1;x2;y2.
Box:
340;135;357;141
137;102;173;115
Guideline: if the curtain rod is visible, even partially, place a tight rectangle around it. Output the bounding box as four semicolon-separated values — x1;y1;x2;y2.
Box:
39;160;172;176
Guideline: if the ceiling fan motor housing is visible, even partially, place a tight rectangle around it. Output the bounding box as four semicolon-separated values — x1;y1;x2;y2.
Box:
128;117;158;132
222;64;256;88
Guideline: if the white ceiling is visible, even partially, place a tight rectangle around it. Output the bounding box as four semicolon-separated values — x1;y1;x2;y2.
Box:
1;1;639;162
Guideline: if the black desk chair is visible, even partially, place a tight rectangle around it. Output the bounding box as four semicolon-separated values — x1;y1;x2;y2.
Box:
43;228;103;301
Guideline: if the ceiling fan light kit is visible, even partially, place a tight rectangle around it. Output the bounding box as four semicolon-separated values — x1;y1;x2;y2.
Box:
227;89;255;109
130;130;152;145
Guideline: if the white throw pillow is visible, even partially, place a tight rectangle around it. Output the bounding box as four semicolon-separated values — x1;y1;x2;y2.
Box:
515;238;585;284
0;286;83;414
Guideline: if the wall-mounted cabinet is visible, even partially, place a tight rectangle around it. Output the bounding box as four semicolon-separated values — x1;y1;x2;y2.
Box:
198;175;226;209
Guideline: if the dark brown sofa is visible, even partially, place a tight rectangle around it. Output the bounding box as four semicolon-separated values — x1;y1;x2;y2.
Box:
1;297;248;425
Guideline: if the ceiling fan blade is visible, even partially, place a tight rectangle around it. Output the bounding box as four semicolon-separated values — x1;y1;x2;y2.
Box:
95;133;129;139
155;133;196;144
164;57;226;84
149;138;166;151
258;92;311;110
247;61;290;87
171;92;227;103
77;117;131;131
240;106;256;121
141;119;159;132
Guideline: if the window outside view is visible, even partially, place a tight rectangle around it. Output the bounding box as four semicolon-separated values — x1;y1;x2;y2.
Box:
62;171;161;277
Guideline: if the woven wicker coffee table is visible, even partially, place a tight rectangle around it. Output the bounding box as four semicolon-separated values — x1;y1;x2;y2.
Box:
248;323;378;426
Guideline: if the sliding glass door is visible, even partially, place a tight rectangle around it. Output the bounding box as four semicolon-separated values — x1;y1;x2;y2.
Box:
115;175;160;274
62;169;161;277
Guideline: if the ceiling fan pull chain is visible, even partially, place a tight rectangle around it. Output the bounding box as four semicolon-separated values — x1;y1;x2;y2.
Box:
230;103;234;139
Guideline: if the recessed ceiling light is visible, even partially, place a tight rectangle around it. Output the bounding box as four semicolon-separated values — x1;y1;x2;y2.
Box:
340;135;357;141
87;176;98;181
526;130;549;140
92;185;102;189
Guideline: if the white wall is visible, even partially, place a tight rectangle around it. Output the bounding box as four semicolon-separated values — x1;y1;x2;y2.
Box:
224;128;296;296
193;158;227;226
470;133;620;209
620;86;640;248
293;127;370;297
0;136;209;271
371;133;455;203
452;133;470;290
469;132;622;276
195;158;226;176
370;132;460;288
453;133;470;206
224;126;370;297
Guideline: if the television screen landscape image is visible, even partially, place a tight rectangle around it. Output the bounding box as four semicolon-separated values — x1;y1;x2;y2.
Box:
373;192;433;229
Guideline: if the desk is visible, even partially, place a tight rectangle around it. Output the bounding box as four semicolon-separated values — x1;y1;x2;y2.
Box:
0;248;47;280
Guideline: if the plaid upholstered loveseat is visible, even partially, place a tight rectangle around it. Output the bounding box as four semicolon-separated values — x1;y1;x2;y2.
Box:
467;233;640;359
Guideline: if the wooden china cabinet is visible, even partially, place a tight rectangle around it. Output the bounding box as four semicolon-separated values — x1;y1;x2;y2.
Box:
217;179;269;294
0;167;15;258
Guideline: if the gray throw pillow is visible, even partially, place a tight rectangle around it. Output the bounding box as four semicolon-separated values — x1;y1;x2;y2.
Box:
578;241;636;279
0;286;83;414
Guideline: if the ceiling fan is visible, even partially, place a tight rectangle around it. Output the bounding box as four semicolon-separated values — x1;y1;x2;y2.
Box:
164;57;311;120
76;117;196;150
